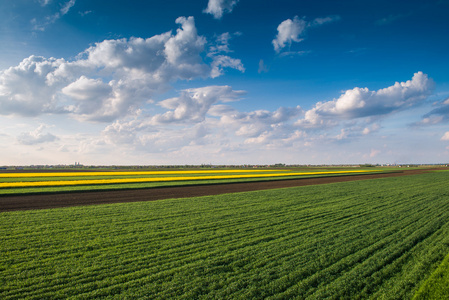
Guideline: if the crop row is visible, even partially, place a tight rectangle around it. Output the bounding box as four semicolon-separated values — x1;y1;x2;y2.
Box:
413;250;449;299
0;170;381;189
1;171;448;298
0;169;291;178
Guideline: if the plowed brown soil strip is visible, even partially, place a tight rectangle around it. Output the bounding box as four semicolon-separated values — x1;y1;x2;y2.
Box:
0;169;442;212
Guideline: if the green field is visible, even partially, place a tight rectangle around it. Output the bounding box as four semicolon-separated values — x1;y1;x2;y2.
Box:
413;250;449;299
1;171;449;299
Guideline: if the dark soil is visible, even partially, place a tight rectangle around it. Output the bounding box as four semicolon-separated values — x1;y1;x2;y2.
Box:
0;168;442;212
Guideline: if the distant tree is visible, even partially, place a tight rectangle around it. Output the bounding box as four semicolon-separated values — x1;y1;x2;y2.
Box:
360;164;376;167
273;163;286;167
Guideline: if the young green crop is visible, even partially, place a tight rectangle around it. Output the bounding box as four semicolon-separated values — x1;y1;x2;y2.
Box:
413;251;449;299
1;171;448;299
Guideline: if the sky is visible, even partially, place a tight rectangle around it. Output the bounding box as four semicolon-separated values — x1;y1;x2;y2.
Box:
0;0;449;166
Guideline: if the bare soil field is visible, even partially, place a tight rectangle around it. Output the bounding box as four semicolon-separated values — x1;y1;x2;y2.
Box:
0;168;442;212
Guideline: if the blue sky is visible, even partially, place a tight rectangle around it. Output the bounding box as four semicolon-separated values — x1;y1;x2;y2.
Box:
0;0;448;165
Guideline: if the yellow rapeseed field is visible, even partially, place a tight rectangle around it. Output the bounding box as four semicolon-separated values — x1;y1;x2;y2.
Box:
0;170;380;188
0;169;288;178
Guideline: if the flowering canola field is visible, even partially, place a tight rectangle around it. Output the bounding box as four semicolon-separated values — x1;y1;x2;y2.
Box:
0;169;381;188
0;169;287;178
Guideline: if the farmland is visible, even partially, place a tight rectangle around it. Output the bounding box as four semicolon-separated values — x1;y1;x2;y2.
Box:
414;250;449;299
0;168;384;195
1;170;449;298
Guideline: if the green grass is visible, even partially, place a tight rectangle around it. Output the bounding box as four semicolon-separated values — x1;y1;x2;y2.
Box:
1;171;449;299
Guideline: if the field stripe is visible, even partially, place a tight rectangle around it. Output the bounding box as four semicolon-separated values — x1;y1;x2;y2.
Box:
0;170;381;188
0;170;290;178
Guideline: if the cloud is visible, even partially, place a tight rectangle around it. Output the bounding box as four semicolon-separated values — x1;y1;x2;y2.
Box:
33;0;76;31
101;74;433;154
79;10;92;17
210;105;302;144
368;149;381;158
39;0;51;6
163;17;207;70
258;60;268;73
272;16;306;53
441;132;449;141
0;55;68;116
77;17;209;83
208;32;245;78
273;15;339;53
415;97;449;126
101;85;302;152
17;124;58;145
0;17;244;122
215;106;302;127
62;76;112;101
209;32;233;55
103;121;212;153
362;123;381;135
203;0;239;19
310;15;341;27
101;85;245;147
296;72;434;128
279;50;310;57
375;13;409;26
210;55;245;78
61;76;113;114
152;85;245;124
60;0;76;15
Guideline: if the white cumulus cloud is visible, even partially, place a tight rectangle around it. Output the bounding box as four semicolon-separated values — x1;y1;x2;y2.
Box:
273;15;340;53
210;104;302;143
0;55;68;116
101;85;303;151
17;124;58;145
0;16;244;122
273;16;307;53
29;72;436;164
101;85;245;147
203;0;239;19
296;72;434;128
152;85;245;124
210;55;245;78
61;76;113;114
